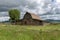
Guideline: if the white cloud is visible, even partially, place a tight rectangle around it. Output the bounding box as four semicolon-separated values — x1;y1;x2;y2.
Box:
0;17;10;22
56;0;60;3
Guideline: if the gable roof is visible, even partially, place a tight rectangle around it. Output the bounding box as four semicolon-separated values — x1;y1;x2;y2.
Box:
26;12;41;20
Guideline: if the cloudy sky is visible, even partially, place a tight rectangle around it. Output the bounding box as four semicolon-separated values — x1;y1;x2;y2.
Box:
0;0;60;22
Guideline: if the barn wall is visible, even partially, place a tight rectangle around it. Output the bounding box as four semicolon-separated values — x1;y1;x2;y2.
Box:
31;19;43;25
17;19;44;25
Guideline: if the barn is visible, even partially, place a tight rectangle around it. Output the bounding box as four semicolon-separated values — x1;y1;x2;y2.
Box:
18;12;44;25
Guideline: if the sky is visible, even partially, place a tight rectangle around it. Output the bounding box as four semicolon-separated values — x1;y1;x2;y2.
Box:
0;0;60;22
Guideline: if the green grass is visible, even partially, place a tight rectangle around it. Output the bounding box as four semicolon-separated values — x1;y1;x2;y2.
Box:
0;24;60;40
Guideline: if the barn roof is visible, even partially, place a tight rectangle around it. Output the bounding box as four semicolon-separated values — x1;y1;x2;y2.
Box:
26;12;41;20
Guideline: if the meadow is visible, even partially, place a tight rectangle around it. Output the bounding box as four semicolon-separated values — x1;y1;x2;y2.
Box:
0;24;60;40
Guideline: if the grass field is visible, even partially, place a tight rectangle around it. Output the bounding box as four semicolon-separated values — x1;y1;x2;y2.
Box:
0;24;60;40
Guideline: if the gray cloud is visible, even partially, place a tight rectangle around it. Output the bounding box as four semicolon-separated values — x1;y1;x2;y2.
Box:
1;0;60;22
0;0;20;12
18;0;60;20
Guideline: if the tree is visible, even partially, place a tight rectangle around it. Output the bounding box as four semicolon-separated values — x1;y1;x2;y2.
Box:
9;9;20;22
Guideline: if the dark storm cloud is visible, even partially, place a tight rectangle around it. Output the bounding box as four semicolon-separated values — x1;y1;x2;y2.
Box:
0;0;20;12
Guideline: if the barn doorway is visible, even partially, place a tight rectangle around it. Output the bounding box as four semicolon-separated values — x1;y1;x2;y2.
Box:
25;21;27;24
24;20;28;25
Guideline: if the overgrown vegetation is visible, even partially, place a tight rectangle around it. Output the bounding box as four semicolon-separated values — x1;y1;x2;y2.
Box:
0;24;60;40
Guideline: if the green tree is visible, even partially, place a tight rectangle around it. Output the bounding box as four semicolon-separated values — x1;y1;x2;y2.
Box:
9;9;20;22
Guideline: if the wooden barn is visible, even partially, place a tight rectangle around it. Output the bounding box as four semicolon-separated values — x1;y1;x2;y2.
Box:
18;12;44;25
